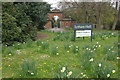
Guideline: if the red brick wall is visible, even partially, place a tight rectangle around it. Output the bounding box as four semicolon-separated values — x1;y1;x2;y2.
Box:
63;21;72;28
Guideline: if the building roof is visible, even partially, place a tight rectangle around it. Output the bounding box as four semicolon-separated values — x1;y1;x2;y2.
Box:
50;8;62;13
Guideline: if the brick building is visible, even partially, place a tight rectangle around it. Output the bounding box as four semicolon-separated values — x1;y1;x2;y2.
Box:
45;8;76;28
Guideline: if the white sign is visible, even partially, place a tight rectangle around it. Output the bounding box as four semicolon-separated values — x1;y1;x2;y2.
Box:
76;30;91;37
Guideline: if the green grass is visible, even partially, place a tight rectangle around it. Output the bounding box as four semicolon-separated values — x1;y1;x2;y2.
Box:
2;30;119;78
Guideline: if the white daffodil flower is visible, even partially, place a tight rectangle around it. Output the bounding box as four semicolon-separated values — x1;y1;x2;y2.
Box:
62;67;66;71
99;63;101;67
81;73;83;75
112;70;115;73
9;54;11;56
67;71;72;77
56;53;59;55
107;74;110;77
76;46;78;48
91;51;93;53
99;45;101;47
86;48;88;50
117;57;120;59
31;73;34;75
83;74;86;77
61;70;64;72
89;58;94;62
67;51;69;53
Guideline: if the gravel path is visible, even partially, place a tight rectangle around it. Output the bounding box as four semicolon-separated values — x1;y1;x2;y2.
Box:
47;28;67;32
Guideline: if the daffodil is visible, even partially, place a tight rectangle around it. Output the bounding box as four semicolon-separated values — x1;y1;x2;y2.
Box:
83;74;86;77
86;48;88;50
67;51;69;53
89;58;94;62
112;70;115;73
117;57;120;59
31;73;34;75
76;46;78;48
67;71;72;77
107;74;110;77
61;69;64;72
99;45;101;47
99;63;101;67
91;51;93;53
56;53;59;55
97;42;98;44
62;67;66;71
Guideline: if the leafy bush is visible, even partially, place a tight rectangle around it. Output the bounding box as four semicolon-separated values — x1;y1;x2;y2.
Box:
36;40;42;46
81;50;93;70
41;42;49;50
50;46;58;55
64;43;71;50
53;35;60;41
14;42;23;49
72;45;79;53
2;46;15;56
21;60;37;76
92;61;113;78
70;34;74;41
25;39;34;48
54;66;72;78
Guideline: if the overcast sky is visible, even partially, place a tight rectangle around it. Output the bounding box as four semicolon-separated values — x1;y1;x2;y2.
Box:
43;0;61;8
43;0;118;9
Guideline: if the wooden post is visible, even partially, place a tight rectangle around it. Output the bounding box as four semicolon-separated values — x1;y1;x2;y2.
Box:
91;29;92;42
74;30;76;42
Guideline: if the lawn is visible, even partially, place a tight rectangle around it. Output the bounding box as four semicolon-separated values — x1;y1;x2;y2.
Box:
2;29;119;78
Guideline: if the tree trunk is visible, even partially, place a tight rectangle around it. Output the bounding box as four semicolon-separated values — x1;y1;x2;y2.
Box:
97;3;102;30
112;12;118;30
112;2;119;30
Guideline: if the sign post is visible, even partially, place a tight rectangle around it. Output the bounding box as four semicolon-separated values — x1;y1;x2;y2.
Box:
72;24;93;42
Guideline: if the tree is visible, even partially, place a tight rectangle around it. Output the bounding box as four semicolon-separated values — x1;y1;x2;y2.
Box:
2;2;51;45
112;1;119;30
58;1;115;30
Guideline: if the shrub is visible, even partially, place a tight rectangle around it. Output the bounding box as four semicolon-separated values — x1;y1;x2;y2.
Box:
21;60;37;76
70;34;74;41
54;66;72;78
64;43;71;50
92;61;113;78
72;45;79;53
2;46;15;56
14;42;23;49
107;51;117;61
41;42;49;50
25;39;34;48
81;50;93;70
36;40;42;46
50;46;58;55
53;35;60;41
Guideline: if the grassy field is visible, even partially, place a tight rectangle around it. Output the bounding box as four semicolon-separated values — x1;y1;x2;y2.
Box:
2;29;119;78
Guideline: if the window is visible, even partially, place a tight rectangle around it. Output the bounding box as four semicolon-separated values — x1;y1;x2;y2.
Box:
66;22;68;27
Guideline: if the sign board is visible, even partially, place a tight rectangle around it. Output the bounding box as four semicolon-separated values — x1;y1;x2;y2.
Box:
72;24;93;42
73;24;93;30
76;30;91;37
